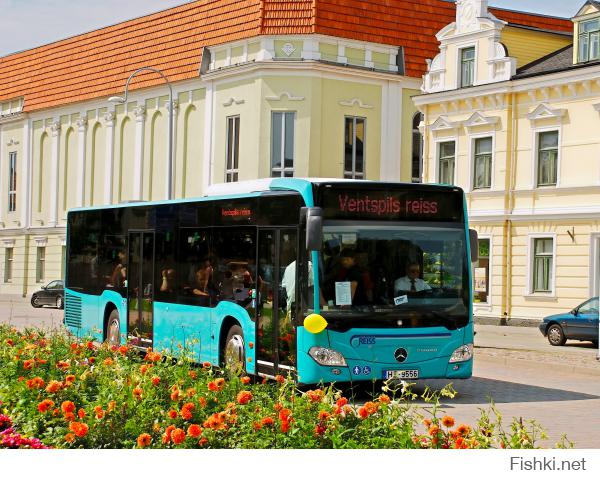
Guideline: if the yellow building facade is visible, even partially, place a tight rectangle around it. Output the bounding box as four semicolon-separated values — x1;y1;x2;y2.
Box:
416;0;600;322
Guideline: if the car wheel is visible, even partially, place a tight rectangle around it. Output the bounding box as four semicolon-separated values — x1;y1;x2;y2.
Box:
547;324;566;346
105;310;121;347
222;324;245;374
56;295;64;310
31;295;42;308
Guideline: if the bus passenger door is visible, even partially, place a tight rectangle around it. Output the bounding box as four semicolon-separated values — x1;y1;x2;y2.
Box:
256;228;298;379
127;231;155;348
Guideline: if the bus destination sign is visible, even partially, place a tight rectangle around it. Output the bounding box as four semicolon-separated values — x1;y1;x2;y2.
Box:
320;187;463;222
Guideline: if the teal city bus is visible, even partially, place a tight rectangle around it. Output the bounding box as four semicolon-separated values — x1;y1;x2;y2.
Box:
64;178;477;384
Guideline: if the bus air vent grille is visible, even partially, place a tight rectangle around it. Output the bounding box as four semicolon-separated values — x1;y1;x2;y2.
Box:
64;293;82;328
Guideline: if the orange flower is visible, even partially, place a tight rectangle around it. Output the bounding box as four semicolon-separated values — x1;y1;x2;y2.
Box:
203;412;228;431
261;417;275;427
441;415;455;428
23;359;34;370
86;341;95;350
336;397;348;408
103;358;114;366
69;421;89;437
275;374;285;384
64;433;75;443
423;419;432;428
65;374;76;385
215;378;225;388
78;408;86;419
108;400;116;412
140;365;149;374
207;381;218;392
198;437;208;447
456;424;470;436
188;370;197;380
181;403;195;420
236;390;253;405
378;394;391;405
37;399;55;413
318;411;331;421
187;424;203;438
186;388;196;398
168;410;178;419
241;376;251;385
305;389;324;403
314;423;327;436
171;428;186;445
202;361;211;369
280;419;291;433
94;406;104;420
151;376;160;386
278;408;292;422
162;425;176;444
170;389;181;401
137;433;152;448
64;412;76;422
56;360;70;370
357;401;378;419
5;339;14;346
45;380;62;394
133;387;143;399
26;377;45;389
198;397;207;408
61;401;76;414
428;425;440;437
145;351;161;362
118;345;128;355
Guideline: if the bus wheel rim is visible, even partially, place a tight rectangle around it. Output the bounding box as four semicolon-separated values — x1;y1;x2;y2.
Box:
224;334;245;371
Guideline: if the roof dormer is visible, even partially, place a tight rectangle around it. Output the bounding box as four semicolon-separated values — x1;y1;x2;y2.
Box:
422;0;516;93
573;1;600;64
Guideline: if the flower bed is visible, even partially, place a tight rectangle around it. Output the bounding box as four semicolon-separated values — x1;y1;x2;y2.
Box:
0;325;567;449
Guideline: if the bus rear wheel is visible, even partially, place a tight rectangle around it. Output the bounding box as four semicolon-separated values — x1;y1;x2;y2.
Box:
223;325;245;374
106;310;121;346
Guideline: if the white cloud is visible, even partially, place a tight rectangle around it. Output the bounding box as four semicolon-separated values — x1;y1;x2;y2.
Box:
0;0;187;56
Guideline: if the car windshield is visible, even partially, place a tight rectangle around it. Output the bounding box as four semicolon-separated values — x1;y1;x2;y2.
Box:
319;224;469;329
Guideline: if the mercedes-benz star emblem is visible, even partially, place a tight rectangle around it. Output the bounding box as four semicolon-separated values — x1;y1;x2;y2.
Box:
394;348;408;363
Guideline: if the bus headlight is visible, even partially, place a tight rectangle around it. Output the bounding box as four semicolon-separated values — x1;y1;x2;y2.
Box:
308;347;347;366
449;344;473;363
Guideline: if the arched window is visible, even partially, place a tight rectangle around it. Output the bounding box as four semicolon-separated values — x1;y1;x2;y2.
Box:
412;112;424;183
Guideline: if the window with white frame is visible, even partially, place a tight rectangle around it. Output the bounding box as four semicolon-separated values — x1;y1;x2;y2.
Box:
438;141;455;185
344;116;366;179
4;248;13;283
473;137;492;189
578;18;600;63
271;111;295;177
8;151;17;212
36;247;45;283
225;116;240;182
473;238;490;303
532;237;554;293
412;112;424;183
537;131;558;187
460;47;475;88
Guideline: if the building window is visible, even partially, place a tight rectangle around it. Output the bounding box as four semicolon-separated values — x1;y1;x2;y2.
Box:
537;131;558;187
8;151;17;212
412;113;424;183
4;248;13;283
532;238;554;293
473;137;492;189
460;47;475;88
578;18;600;63
438;141;455;185
225;116;240;182
473;239;489;303
36;247;45;283
271;112;295;177
344;117;366;179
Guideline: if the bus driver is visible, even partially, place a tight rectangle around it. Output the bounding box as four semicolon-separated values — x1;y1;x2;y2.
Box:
394;262;431;295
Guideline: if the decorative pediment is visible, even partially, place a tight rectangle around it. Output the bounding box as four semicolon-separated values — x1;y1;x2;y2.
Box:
574;1;600;19
463;111;500;129
430;115;461;132
265;91;305;102
223;97;245;107
338;98;373;109
527;103;567;122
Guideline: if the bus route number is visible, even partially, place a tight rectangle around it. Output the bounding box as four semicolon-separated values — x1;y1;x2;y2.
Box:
358;336;376;345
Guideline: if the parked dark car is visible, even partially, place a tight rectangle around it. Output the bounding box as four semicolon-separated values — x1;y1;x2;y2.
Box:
31;280;64;309
539;297;599;346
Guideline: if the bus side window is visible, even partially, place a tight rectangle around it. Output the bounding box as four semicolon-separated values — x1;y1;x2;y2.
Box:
155;231;177;303
177;228;213;307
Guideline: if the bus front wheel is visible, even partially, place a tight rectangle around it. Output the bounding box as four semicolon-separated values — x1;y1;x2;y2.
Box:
106;310;121;346
223;325;245;374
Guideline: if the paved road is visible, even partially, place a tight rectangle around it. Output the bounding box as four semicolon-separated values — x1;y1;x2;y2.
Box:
1;297;599;447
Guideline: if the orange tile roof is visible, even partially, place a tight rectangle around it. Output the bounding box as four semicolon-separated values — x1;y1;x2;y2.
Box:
0;0;573;113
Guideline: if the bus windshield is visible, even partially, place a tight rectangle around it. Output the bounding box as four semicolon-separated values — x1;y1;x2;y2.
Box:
319;223;469;330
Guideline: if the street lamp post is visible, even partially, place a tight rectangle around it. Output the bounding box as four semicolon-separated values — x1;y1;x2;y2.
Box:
108;66;174;200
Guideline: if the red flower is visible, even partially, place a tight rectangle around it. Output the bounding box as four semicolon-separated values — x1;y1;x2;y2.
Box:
278;408;292;421
137;433;152;448
280;420;291;433
305;389;324;403
207;381;218;392
215;378;225;388
275;375;285;384
198;397;207;408
202;361;211;369
23;359;34;370
69;421;89;438
236;390;253;405
318;411;330;421
378;394;391;405
456;424;470;436
162;425;176;444
168;410;178;419
187;424;202;438
145;350;162;362
336;397;348;408
5;339;14;346
151;376;160;386
86;341;95;350
181;403;195;420
171;428;186;445
442;415;455;428
188;370;197;380
37;399;55;413
65;375;76;385
78;408;86;419
61;401;76;414
118;345;128;355
261;417;275;427
26;377;45;389
315;423;327;436
241;376;251;385
170;388;181;401
132;387;143;399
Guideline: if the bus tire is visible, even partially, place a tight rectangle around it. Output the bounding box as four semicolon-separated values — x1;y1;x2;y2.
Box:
105;309;121;346
223;324;245;374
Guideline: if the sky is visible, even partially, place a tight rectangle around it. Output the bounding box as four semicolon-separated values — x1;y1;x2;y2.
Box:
0;0;582;57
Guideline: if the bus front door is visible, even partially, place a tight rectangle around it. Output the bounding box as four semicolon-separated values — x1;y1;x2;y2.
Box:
256;229;298;379
127;231;155;348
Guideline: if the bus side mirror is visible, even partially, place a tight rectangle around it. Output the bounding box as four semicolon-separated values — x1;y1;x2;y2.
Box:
306;207;323;251
469;229;478;263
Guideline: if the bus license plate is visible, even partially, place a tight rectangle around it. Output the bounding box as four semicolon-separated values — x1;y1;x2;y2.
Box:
384;369;419;380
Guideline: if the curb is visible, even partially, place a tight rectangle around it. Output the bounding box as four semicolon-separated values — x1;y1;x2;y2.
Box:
475;347;600;377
